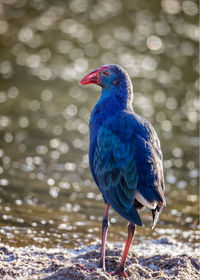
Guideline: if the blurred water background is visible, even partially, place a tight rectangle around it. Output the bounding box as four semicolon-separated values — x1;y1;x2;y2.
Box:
0;0;199;249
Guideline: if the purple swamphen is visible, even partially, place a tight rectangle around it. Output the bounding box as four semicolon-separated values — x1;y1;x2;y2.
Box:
80;64;166;278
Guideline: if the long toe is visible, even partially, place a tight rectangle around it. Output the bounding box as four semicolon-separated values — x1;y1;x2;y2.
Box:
76;263;94;273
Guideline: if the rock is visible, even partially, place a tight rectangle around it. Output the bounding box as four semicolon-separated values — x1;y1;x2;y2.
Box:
0;238;199;279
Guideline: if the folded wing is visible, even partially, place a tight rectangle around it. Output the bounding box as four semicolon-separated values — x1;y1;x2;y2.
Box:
91;112;165;227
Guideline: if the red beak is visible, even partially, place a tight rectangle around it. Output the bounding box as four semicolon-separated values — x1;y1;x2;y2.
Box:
80;65;109;85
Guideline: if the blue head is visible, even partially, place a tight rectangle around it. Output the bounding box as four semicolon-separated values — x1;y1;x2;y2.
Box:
80;64;133;104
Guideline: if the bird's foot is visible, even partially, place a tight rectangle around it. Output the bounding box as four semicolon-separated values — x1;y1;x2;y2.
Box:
99;259;106;272
75;263;94;273
99;265;106;272
109;269;128;278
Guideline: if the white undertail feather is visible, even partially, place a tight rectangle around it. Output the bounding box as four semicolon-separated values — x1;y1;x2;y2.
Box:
135;191;163;229
135;191;157;210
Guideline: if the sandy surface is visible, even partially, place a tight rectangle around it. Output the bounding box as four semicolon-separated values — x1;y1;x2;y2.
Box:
0;237;199;280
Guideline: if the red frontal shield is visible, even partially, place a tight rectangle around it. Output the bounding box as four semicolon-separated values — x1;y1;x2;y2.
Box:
80;65;109;85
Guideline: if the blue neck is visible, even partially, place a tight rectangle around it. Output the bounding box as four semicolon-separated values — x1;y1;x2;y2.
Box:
97;87;113;103
98;79;133;105
90;80;134;141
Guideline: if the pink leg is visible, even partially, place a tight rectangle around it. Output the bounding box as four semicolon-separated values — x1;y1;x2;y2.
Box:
99;203;110;271
114;222;136;278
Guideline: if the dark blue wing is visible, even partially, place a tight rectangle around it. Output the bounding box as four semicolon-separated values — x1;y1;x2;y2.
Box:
92;124;142;226
132;113;165;204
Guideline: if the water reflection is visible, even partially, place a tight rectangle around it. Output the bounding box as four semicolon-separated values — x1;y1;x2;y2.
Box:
0;0;199;248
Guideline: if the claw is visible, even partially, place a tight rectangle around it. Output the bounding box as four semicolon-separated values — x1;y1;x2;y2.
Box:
75;263;94;273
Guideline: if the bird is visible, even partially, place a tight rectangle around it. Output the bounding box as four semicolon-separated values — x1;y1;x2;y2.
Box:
80;64;166;278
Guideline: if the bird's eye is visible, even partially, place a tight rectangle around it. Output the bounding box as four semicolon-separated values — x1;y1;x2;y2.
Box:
102;71;110;76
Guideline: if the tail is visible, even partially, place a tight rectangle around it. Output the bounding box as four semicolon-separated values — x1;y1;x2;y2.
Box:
151;205;163;229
